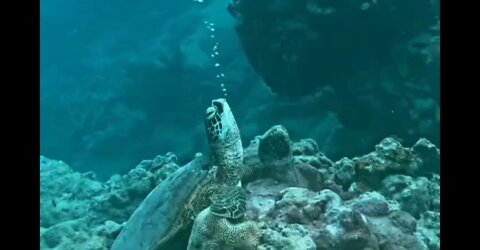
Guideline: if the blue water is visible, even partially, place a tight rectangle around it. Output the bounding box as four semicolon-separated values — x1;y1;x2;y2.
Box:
40;0;440;181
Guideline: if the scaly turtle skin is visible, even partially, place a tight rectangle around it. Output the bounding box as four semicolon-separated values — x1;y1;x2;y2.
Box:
187;97;261;249
110;98;244;250
186;207;260;250
205;98;244;186
186;186;259;250
210;185;247;219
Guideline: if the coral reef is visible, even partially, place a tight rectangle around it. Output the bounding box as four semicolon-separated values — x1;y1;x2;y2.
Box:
40;152;181;250
40;126;440;249
380;175;440;218
343;136;440;191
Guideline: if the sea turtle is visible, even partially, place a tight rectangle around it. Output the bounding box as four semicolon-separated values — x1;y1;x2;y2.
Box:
110;98;246;250
186;185;260;250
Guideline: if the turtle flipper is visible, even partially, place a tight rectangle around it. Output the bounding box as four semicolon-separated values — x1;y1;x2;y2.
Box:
208;165;219;181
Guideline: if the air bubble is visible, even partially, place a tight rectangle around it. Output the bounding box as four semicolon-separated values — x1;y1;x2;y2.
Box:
199;12;227;99
361;3;370;10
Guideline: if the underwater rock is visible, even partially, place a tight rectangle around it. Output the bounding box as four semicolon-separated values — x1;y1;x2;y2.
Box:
247;182;430;250
368;216;428;250
40;127;440;250
292;138;319;156
389;210;418;234
334;157;356;188
122;168;155;197
347;192;390;217
380;175;414;196
242;137;268;182
228;0;438;96
258;125;293;168
352;137;440;190
94;220;123;239
91;153;183;224
42;197;91;228
40;157;103;201
137;151;177;171
40;156;106;228
276;187;317;209
40;153;183;249
137;152;181;185
246;179;289;220
228;0;439;154
40;219;123;250
416;211;440;250
353;137;420;187
381;175;438;218
315;189;344;222
411;138;440;174
430;175;440;211
153;161;181;185
312;229;337;250
258;126;312;189
294;152;334;170
340;231;375;250
260;224;316;250
40;218;109;250
289;160;329;191
257;125;336;191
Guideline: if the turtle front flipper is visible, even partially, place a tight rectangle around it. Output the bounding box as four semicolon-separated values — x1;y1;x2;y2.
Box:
208;165;219;181
110;157;211;250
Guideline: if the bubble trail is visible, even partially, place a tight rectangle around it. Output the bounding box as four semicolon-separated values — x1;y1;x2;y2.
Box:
201;16;228;98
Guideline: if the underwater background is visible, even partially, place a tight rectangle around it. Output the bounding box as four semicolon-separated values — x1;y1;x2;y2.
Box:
40;0;440;249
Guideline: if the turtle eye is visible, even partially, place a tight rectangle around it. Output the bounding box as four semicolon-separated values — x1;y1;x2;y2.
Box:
212;100;224;115
206;106;216;119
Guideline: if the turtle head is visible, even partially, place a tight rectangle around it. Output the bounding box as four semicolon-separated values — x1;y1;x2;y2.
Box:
205;98;238;145
210;185;247;219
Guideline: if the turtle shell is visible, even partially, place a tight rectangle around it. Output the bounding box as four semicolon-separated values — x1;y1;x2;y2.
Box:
110;156;211;250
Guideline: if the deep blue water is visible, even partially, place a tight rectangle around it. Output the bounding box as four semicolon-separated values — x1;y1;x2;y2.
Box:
40;0;440;180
